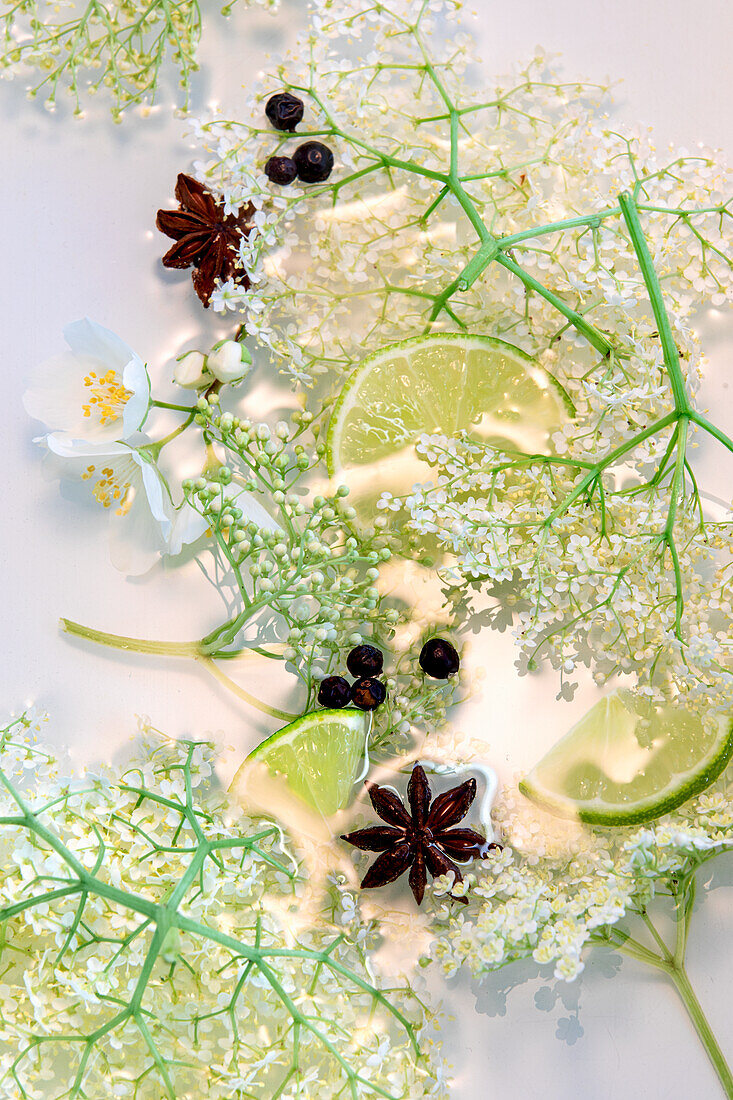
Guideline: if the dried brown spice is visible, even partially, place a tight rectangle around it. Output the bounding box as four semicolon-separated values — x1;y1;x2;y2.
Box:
156;174;253;308
341;764;498;905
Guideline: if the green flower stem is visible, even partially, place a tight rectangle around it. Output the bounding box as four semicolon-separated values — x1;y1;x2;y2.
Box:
600;876;733;1099
690;411;733;458
666;965;733;1099
196;656;297;722
663;415;689;635
148;410;196;456
542;411;678;526
495;250;613;357
0;735;424;1098
618;191;691;414
303;78;614;358
499;210;618;247
151;399;196;413
61;618;295;722
61;617;203;658
507;191;733;652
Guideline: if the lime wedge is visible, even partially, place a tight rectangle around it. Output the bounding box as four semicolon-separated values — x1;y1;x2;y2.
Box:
519;690;733;826
231;709;369;817
327;334;572;533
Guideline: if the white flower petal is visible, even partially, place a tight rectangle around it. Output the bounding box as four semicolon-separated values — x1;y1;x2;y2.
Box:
121;358;151;435
108;486;168;576
167;502;209;556
62;318;135;373
45;437;130;460
174;351;212;389
134;453;173;540
23;352;90;432
25;319;149;444
43;437;180;575
206;340;252;384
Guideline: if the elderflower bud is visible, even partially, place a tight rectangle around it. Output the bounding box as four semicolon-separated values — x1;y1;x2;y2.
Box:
174;350;212;389
206;339;253;384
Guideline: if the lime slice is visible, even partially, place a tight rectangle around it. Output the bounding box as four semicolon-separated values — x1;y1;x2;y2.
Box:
327;334;572;533
230;709;369;817
519;689;733;826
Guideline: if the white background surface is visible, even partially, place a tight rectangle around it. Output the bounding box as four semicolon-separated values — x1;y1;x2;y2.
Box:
2;1;733;1096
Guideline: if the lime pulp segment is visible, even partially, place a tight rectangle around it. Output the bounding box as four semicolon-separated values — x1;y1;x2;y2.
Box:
232;709;370;817
519;689;733;826
326;333;572;530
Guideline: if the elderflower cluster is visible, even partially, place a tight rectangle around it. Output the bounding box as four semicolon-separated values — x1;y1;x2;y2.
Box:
402;427;733;708
0;715;447;1099
193;0;731;393
428;776;733;984
185;398;462;741
190;0;733;710
1;0;278;119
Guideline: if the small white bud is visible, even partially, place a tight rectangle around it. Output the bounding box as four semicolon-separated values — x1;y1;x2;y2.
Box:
206;339;253;384
174;350;212;389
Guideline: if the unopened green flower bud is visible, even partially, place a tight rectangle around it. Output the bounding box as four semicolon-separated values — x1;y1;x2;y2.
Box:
206;339;253;384
174;350;212;389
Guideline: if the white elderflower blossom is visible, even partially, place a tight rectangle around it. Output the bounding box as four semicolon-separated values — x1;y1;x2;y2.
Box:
1;0;280;118
194;5;731;396
10;0;733;1087
0;715;448;1099
427;774;733;988
186;0;733;718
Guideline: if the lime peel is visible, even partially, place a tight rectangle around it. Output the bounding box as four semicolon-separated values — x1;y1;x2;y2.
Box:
519;689;733;826
231;709;370;817
326;333;573;533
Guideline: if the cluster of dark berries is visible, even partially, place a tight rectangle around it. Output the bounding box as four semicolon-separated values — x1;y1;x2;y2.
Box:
263;92;334;186
318;644;387;712
418;638;460;679
318;636;460;714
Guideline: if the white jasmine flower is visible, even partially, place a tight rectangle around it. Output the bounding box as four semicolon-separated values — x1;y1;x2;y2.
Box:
24;318;150;444
45;437;206;574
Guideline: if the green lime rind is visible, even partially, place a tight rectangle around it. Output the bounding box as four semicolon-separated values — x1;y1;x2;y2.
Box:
326;332;575;483
231;708;369;817
519;709;733;828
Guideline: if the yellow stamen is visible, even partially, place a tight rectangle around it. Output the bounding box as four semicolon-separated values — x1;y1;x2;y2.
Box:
86;464;135;516
81;368;132;425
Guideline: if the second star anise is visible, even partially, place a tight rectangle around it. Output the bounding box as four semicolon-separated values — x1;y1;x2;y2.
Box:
342;764;498;905
156;173;253;308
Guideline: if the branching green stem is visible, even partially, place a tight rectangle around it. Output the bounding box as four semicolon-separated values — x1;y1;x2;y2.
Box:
618;192;691;414
0;734;425;1096
61;618;295;722
594;872;733;1098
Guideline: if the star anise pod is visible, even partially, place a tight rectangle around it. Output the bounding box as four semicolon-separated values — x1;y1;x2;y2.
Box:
156;174;254;308
341;764;499;905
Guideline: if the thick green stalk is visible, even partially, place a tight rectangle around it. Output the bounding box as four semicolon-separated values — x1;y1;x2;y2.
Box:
196;656;296;722
618;191;691;414
542;412;677;526
61;618;202;657
60;618;295;722
607;877;733;1099
667;965;733;1097
496;251;614;356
